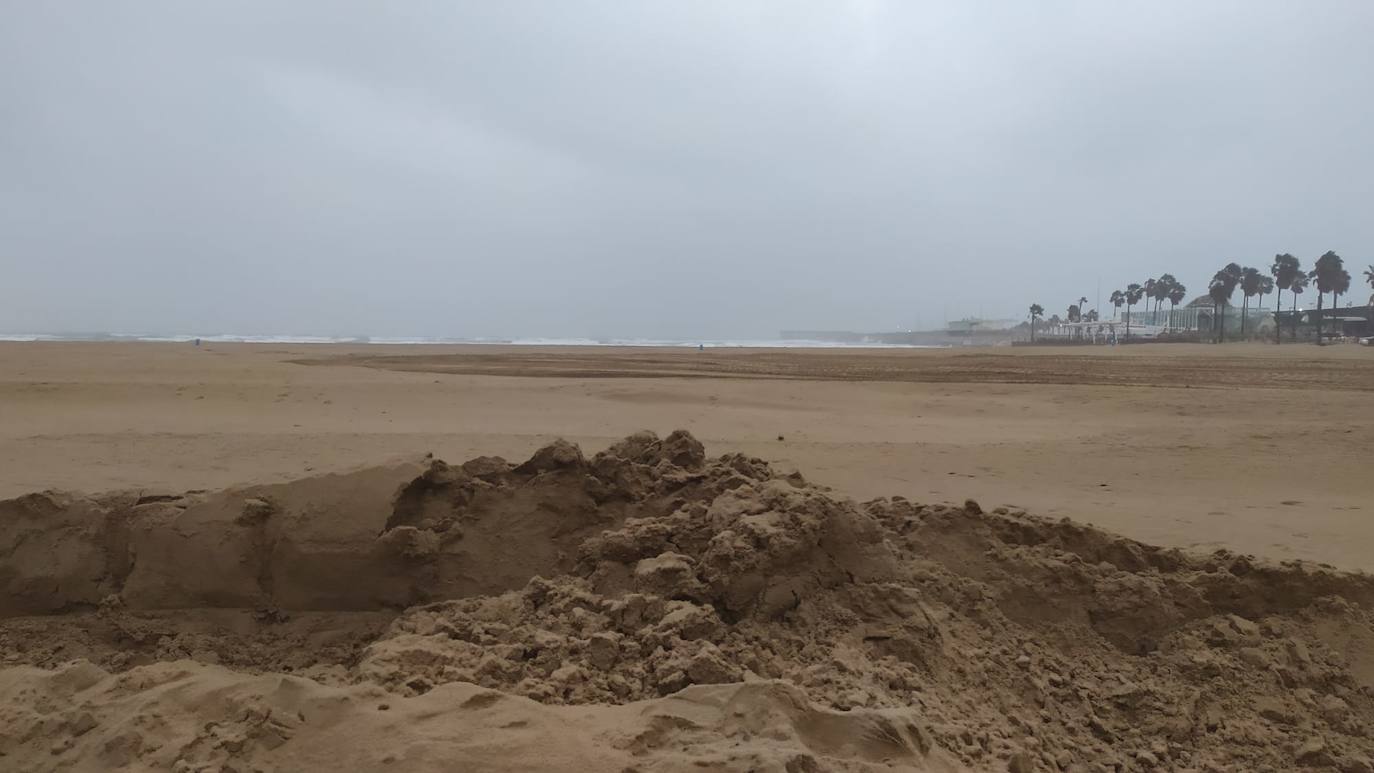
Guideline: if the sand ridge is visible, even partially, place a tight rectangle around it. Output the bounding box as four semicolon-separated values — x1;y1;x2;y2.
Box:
2;431;1372;771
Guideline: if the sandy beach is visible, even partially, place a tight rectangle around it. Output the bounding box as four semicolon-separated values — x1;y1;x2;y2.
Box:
10;2;1374;767
3;341;1370;570
5;340;1374;771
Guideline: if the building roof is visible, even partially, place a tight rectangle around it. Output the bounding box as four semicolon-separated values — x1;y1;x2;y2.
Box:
1184;294;1231;309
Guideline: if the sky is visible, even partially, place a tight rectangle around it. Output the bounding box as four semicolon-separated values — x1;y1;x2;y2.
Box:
3;1;1372;339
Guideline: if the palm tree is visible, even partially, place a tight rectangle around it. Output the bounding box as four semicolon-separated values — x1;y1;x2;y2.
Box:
1142;279;1157;322
1154;274;1177;321
1124;282;1143;339
1209;263;1243;343
1029;304;1043;342
1288;273;1308;342
1332;268;1352;336
1110;290;1125;320
1270;254;1301;343
1309;251;1344;342
1270;254;1299;307
1257;275;1274;339
1223;262;1243;287
1364;265;1374;334
1239;267;1263;337
1209;273;1231;343
1166;281;1187;333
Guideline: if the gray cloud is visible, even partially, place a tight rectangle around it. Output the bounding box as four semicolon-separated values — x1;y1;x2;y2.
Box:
4;1;1372;338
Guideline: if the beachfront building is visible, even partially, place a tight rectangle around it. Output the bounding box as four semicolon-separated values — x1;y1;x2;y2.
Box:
1272;303;1373;341
1121;295;1276;338
1122;295;1216;333
1032;319;1121;343
1021;293;1287;344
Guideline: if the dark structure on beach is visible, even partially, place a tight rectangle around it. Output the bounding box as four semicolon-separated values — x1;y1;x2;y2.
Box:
1272;304;1373;340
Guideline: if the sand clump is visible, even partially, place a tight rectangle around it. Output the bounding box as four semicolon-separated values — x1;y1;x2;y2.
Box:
2;430;1373;772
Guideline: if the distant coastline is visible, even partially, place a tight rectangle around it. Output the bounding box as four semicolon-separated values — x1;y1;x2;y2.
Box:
0;332;949;349
781;328;1013;346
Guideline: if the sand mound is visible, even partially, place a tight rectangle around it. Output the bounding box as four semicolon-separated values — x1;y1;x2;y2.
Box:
2;431;1373;772
0;661;960;772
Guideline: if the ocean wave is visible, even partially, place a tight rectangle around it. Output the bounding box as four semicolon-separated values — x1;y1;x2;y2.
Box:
0;334;63;342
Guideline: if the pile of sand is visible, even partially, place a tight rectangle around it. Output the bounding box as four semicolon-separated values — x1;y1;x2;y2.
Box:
2;431;1372;772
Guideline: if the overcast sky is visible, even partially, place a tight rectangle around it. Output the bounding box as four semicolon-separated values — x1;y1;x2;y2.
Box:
3;1;1372;339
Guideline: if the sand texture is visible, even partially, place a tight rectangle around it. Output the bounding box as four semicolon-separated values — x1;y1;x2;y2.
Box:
2;342;1372;572
3;430;1373;772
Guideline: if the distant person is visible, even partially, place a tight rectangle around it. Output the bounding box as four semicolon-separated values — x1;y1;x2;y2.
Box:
194;338;201;347
699;343;704;352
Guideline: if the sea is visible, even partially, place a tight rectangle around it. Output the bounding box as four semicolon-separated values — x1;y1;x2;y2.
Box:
0;332;944;349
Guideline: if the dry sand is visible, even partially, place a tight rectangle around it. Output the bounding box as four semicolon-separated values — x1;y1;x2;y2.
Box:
2;342;1373;772
2;342;1371;569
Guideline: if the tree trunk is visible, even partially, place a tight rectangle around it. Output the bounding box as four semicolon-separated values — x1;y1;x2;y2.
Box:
1125;304;1131;340
1030;319;1036;343
1275;290;1282;344
1217;302;1225;343
1292;292;1299;342
1316;292;1324;345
